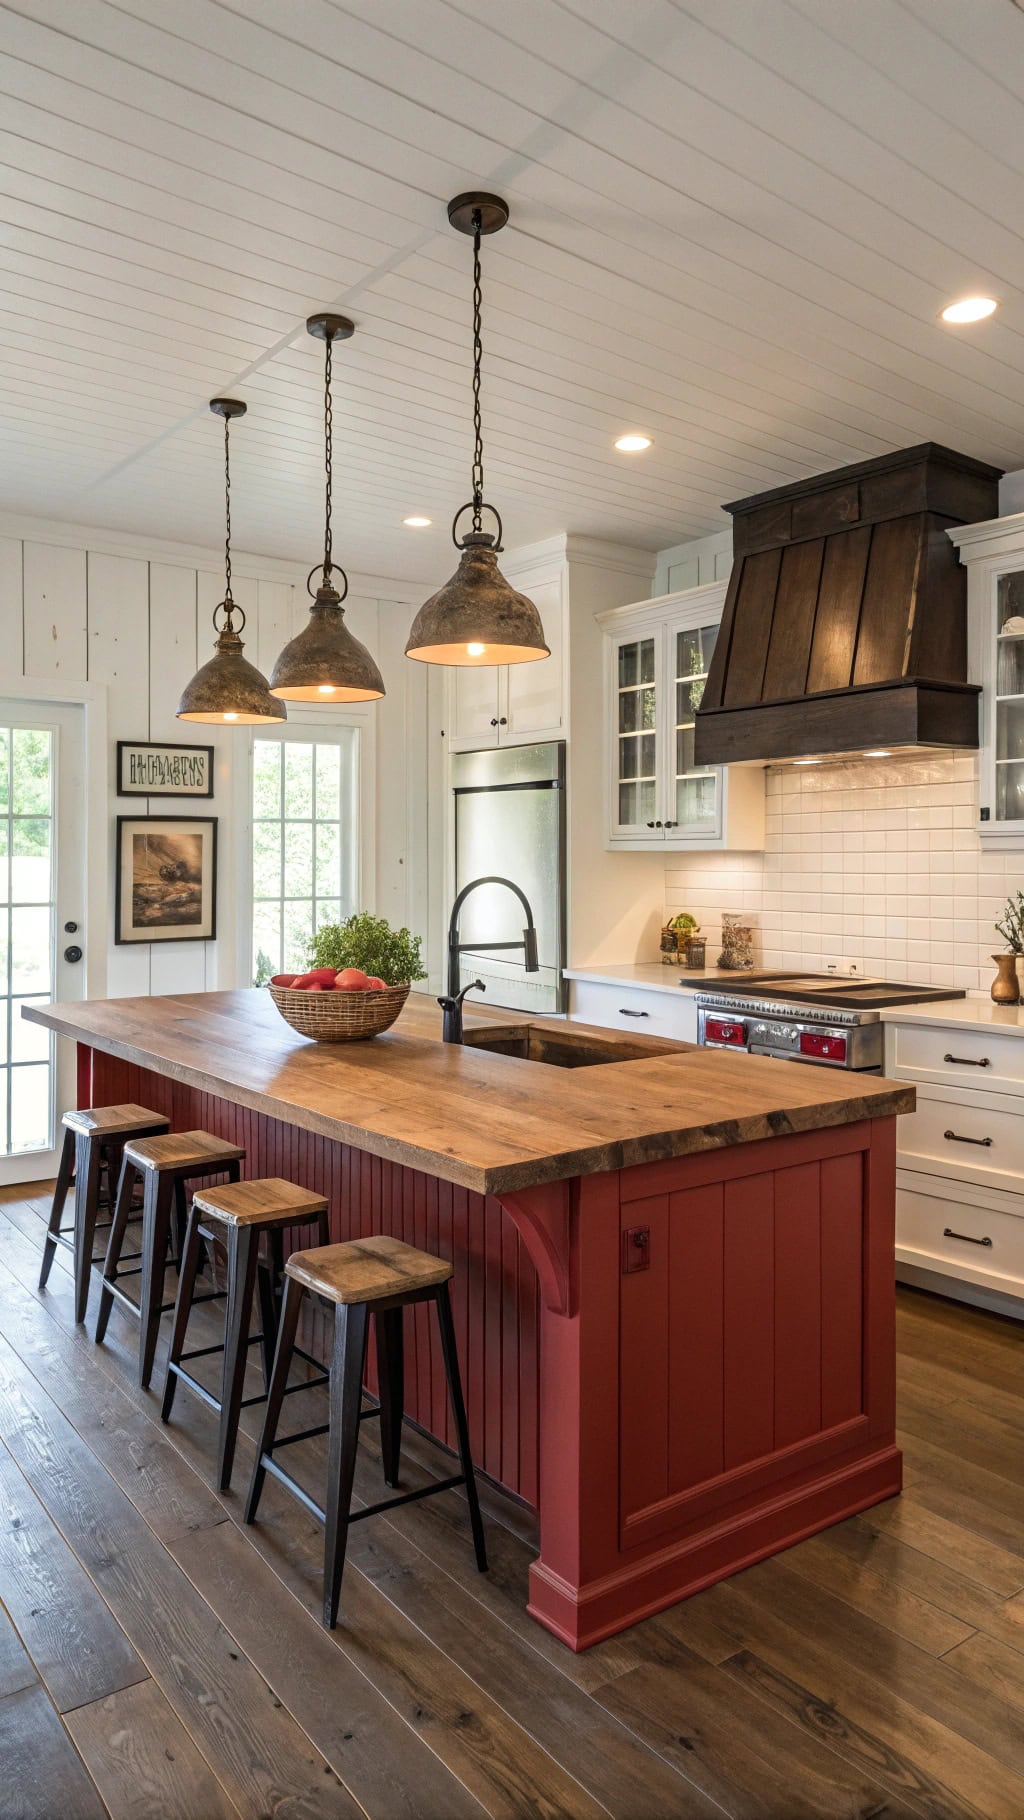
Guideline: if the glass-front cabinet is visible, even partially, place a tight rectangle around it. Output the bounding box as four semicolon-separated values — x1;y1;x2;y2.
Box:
954;515;1024;847
600;580;764;851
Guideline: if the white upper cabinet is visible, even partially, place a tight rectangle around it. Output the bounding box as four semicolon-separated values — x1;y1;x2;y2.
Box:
598;581;764;852
952;513;1024;848
448;569;567;750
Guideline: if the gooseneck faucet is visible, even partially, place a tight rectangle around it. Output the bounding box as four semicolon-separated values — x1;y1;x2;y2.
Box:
439;875;540;1043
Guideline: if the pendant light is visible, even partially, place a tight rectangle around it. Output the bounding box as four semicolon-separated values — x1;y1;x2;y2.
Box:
405;193;550;668
177;399;286;725
270;315;385;703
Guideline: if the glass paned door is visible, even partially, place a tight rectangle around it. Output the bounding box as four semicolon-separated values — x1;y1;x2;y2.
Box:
614;636;658;833
0;702;84;1185
672;623;720;836
994;572;1024;825
250;728;359;982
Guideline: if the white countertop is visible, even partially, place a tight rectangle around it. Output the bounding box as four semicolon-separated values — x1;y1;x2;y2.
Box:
880;997;1024;1036
563;963;731;995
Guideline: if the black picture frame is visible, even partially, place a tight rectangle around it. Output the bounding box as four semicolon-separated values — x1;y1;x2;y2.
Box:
115;815;218;945
116;740;215;798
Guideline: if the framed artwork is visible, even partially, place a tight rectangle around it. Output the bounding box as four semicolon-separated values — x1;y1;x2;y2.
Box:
115;816;218;944
117;740;214;797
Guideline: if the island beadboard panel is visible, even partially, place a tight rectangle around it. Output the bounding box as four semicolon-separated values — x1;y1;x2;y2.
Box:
81;1045;541;1505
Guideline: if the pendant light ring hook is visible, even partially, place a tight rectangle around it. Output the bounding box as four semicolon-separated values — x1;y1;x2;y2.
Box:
213;596;246;636
453;500;502;552
306;562;349;604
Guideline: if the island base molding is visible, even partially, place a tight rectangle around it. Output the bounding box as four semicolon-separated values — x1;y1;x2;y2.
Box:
79;1044;900;1650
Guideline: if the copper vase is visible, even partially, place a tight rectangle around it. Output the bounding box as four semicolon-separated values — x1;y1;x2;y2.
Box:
991;953;1020;1004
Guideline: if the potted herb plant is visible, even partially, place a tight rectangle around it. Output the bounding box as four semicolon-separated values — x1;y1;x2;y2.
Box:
994;891;1024;1003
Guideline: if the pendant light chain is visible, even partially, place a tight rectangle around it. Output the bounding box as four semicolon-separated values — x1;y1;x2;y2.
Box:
323;328;334;586
471;209;484;532
222;409;234;611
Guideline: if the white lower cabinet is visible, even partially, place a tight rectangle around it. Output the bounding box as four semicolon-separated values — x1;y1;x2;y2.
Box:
569;978;698;1043
886;1017;1024;1308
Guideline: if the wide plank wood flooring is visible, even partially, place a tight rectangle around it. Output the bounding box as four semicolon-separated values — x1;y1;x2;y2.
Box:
1;1180;1023;1818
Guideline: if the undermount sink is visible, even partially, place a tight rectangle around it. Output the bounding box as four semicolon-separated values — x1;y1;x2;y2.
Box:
464;1028;671;1069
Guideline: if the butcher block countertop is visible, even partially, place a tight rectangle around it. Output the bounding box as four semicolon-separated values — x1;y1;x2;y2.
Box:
27;990;915;1196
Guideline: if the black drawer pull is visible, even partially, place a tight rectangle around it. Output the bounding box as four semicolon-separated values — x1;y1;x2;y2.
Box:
944;1129;993;1147
943;1053;990;1068
943;1226;993;1248
618;1008;649;1018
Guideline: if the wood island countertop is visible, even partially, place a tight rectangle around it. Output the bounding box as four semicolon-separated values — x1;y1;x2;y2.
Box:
26;990;915;1195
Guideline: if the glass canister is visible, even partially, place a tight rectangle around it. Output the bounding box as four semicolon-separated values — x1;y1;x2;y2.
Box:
718;913;754;970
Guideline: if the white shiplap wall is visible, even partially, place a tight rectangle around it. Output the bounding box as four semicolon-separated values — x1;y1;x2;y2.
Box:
0;517;433;999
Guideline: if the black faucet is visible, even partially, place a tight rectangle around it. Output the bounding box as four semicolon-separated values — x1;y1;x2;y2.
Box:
440;875;540;1043
437;978;486;1045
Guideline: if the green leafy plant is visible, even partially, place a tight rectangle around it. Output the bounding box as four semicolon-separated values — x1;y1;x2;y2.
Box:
667;912;701;936
996;890;1024;955
307;913;427;985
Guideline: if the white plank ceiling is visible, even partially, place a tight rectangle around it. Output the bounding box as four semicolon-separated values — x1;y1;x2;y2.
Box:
1;0;1024;581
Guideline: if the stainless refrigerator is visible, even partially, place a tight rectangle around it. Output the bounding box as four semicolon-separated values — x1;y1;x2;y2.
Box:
451;741;567;1014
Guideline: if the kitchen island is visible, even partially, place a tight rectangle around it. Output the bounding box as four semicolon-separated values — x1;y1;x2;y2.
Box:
28;989;914;1650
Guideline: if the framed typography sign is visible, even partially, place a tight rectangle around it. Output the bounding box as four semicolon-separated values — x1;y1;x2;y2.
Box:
117;741;214;798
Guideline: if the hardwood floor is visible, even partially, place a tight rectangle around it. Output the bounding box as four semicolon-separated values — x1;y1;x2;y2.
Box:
0;1184;1023;1819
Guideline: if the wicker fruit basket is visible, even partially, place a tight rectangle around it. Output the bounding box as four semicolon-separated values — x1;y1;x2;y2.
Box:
268;982;411;1042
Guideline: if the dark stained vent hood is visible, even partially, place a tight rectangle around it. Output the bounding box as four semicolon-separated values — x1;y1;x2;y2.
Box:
693;444;1001;766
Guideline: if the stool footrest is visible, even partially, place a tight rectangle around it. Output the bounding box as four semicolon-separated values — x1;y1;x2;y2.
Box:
257;1452;465;1529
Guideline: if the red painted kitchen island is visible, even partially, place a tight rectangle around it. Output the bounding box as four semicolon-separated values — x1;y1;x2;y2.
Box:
28;989;914;1651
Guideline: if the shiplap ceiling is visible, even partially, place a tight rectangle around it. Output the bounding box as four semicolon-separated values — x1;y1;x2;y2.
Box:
2;0;1024;581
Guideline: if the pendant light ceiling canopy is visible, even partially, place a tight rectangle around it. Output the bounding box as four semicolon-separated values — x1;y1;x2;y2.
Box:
269;314;385;703
177;399;286;725
405;194;550;669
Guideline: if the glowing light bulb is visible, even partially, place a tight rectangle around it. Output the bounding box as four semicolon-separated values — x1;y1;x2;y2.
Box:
318;684;335;695
466;642;486;658
223;711;238;721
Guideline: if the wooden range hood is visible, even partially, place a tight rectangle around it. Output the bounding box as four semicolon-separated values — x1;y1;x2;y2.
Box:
693;443;1002;766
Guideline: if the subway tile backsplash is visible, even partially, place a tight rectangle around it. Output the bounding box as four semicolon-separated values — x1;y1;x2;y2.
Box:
664;753;1022;993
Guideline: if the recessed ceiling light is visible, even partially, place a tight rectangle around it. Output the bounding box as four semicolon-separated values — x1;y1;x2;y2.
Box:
863;749;891;758
614;433;652;452
941;296;998;324
403;515;432;527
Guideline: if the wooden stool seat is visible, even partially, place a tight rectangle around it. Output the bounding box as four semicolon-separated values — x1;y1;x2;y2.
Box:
63;1103;167;1138
163;1179;330;1490
194;1178;328;1228
123;1130;246;1176
286;1234;453;1305
247;1234;485;1629
40;1105;169;1322
95;1130;245;1388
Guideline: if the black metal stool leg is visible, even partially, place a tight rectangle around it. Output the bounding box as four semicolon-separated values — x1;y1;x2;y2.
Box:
217;1227;261;1491
172;1179;189;1272
139;1171;175;1388
161;1206;204;1422
435;1282;487;1573
375;1308;404;1489
245;1274;304;1524
72;1133;102;1324
323;1301;369;1629
95;1155;138;1343
39;1127;74;1291
255;1252;277;1390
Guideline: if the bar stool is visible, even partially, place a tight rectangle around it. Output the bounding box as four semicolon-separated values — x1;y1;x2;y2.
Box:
39;1105;170;1324
245;1234;487;1630
162;1178;331;1490
95;1130;245;1387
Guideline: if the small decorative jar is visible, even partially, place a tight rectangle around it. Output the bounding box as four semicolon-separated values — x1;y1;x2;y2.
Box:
718;913;754;970
683;936;707;970
991;953;1020;1004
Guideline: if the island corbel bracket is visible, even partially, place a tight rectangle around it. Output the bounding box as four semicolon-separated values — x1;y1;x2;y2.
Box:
496;1180;574;1315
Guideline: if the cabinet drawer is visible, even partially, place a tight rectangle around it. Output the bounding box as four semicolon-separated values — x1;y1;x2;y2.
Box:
897;1082;1024;1191
896;1171;1024;1295
890;1021;1024;1096
569;979;696;1042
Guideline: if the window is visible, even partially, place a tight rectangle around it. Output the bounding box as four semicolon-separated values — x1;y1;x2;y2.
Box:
0;725;54;1155
250;730;358;983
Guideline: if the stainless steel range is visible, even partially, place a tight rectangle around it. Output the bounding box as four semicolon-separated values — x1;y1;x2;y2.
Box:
695;972;963;1071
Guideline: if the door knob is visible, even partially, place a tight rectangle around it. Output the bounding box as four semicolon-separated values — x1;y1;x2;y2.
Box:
64;920;78;933
63;945;83;963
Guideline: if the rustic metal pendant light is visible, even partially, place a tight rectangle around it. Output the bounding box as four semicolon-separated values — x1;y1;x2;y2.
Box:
405;194;549;668
177;400;285;725
270;315;385;703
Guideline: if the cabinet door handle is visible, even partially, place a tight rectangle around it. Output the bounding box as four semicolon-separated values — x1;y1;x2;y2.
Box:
499;717;508;725
943;1129;993;1147
490;718;499;727
646;821;656;828
943;1226;993;1248
943;1053;990;1067
618;1008;649;1018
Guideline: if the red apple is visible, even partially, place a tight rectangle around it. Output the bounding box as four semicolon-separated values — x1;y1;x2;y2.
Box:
365;977;386;990
335;968;371;990
289;973;318;989
306;968;340;984
270;973;297;987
